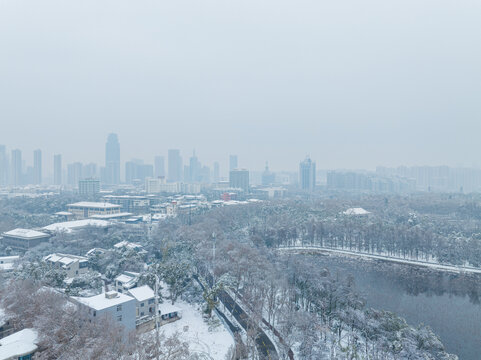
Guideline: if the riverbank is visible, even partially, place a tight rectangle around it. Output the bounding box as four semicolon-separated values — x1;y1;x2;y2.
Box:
277;245;481;275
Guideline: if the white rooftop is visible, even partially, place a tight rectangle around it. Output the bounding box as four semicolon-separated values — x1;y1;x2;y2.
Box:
90;212;133;219
68;202;121;209
3;228;49;239
159;302;182;315
128;285;155;302
114;241;142;250
42;219;110;233
0;328;38;360
343;207;371;215
73;291;135;311
44;253;88;265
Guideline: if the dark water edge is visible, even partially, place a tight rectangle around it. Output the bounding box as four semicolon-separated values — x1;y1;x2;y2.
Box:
301;253;481;360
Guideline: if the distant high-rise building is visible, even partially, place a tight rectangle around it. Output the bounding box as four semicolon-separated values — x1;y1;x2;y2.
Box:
79;178;100;195
105;133;120;185
299;156;316;191
229;155;238;172
0;145;7;186
154;156;165;178
213;162;220;183
168;149;182;182
83;163;97;179
54;154;62;185
67;162;83;187
125;160;153;184
33;149;42;185
11;149;22;186
230;169;249;192
188;151;201;183
262;162;276;186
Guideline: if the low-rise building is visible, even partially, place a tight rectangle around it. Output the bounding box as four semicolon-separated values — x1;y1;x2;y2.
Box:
114;271;140;293
0;256;19;273
42;219;110;234
127;285;155;319
72;291;136;334
43;253;89;278
0;328;38;360
1;229;50;251
67;202;121;219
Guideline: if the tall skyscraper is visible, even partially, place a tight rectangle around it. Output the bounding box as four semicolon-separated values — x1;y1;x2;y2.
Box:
11;149;22;186
0;145;7;186
105;133;120;185
67;162;83;187
154;156;165;178
299;156;316;192
188;151;201;183
168;149;182;182
213;162;220;183
262;162;276;186
229;155;238;172
54;154;62;185
33;149;42;185
230;169;249;192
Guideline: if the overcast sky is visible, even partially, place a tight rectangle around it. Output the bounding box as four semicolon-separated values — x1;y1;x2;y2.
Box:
1;0;480;174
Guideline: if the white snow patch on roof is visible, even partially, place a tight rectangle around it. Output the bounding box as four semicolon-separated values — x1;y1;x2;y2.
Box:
43;219;110;232
343;207;370;215
73;292;135;311
0;328;38;359
3;228;49;239
128;285;155;302
68;202;121;208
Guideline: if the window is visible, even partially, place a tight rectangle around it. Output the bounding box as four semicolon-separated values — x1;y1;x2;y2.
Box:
140;312;144;316
93;311;96;317
117;305;122;311
117;315;122;322
141;303;144;307
148;299;155;304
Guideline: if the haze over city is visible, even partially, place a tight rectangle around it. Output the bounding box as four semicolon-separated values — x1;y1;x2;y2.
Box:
1;0;481;171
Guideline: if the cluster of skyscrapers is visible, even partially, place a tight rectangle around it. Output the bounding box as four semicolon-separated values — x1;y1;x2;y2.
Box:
0;134;319;195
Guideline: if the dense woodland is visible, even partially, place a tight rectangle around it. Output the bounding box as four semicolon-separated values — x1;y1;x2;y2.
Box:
2;193;477;358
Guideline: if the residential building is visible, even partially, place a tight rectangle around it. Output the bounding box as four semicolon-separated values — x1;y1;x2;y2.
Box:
167;149;182;182
33;149;42;185
1;229;50;251
154;156;165;178
10;149;22;186
127;285;155;319
43;253;89;278
0;328;38;360
145;177;180;194
67;202;121;219
229;169;249;192
105;133;120;185
114;271;140;293
79;178;100;195
299;156;316;192
53;154;62;185
0;256;19;273
229;155;238;172
73;291;136;334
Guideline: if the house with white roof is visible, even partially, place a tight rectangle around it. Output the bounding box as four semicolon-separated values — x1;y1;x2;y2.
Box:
1;229;50;250
0;328;38;360
127;285;156;319
72;291;136;334
115;271;140;293
158;302;182;323
67;202;121;219
43;253;89;278
0;256;19;273
42;219;110;234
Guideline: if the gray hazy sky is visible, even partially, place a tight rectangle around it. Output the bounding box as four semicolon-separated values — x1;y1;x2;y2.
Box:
1;0;480;173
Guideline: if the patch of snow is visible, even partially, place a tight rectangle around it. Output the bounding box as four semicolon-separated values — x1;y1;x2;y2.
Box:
158;300;235;360
343;207;370;215
0;328;38;360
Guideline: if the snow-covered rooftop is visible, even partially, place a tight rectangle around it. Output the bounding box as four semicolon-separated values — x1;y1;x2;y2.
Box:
68;201;121;209
90;212;132;219
0;328;38;360
42;219;110;233
73;292;135;311
343;207;371;216
44;253;88;265
114;241;143;250
2;228;49;239
115;274;136;284
128;285;155;302
55;211;73;216
158;302;182;315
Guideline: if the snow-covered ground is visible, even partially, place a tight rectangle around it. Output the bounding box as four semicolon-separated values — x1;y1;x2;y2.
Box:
159;300;235;360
